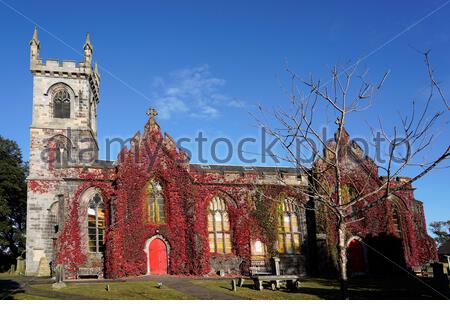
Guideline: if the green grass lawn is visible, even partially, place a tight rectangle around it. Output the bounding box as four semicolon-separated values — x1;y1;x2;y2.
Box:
191;276;448;300
29;282;193;300
1;273;447;300
0;277;193;300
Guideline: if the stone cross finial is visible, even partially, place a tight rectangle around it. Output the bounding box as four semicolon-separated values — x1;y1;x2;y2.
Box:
146;107;158;118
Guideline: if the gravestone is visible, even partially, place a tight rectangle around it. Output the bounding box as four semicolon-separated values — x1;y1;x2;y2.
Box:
55;264;65;282
16;257;25;275
231;279;237;292
271;257;281;276
36;256;51;277
9;264;15;275
52;264;66;289
16;257;25;274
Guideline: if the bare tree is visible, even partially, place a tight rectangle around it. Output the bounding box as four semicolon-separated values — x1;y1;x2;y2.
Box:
256;52;449;299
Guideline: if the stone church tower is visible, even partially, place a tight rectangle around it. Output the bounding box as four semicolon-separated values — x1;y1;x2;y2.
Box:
26;28;101;275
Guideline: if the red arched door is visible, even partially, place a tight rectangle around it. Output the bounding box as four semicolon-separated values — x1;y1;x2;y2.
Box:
149;239;168;275
348;239;365;274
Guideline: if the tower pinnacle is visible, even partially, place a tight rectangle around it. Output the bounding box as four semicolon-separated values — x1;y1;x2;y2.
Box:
30;26;39;45
29;26;40;61
83;32;93;65
83;32;93;50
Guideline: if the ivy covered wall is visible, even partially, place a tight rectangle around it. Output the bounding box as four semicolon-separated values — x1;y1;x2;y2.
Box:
49;118;437;279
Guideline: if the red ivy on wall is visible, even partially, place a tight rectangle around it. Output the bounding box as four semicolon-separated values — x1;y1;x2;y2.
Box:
53;120;437;278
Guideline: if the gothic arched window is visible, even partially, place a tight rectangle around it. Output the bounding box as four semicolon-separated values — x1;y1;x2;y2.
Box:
277;197;301;254
208;196;232;254
54;140;68;168
392;204;402;235
251;239;267;258
87;194;105;253
48;135;70;169
53;89;71;118
146;181;165;224
344;184;358;219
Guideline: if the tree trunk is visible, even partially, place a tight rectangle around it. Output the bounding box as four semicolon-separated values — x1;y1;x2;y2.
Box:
337;220;349;299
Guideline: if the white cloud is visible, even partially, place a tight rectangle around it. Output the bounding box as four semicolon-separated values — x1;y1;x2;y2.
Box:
151;65;244;119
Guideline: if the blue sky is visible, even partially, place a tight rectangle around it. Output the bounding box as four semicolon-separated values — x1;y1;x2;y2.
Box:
0;1;448;225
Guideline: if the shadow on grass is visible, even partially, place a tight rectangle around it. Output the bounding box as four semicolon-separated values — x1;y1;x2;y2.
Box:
217;276;449;300
0;278;25;300
305;276;448;300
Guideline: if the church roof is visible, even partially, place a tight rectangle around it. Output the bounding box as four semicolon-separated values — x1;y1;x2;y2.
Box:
92;159;115;168
189;163;303;175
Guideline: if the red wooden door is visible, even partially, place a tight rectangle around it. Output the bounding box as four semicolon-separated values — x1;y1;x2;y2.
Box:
348;239;365;274
149;239;168;275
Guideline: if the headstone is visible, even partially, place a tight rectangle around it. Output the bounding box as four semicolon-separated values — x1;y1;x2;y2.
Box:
36;256;51;277
15;257;25;275
52;264;66;289
231;279;237;292
55;264;65;283
271;257;281;276
9;264;15;275
52;282;67;289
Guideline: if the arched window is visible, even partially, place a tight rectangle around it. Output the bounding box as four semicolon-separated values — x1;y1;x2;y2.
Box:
48;201;59;235
87;194;105;253
54;140;68;168
48;135;70;169
251;239;267;258
146;181;165;224
392;204;402;235
277;197;301;254
344;184;358;219
208;196;232;254
53;89;70;118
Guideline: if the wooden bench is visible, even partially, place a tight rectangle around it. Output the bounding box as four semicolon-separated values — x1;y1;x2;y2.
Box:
251;274;301;291
76;267;101;279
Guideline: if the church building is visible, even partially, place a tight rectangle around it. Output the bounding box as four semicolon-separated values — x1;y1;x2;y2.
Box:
25;30;437;279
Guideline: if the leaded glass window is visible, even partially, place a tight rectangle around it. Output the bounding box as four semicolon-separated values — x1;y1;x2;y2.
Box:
277;197;301;254
87;194;105;253
208;196;232;254
53;89;70;118
146;181;165;224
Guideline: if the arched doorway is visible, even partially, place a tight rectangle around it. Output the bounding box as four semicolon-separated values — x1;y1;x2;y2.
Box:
148;238;168;275
365;233;405;276
347;238;366;275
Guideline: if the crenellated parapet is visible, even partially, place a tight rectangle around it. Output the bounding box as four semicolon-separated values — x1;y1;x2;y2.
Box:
30;30;100;104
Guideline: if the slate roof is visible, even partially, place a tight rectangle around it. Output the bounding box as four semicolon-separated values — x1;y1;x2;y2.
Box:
93;159;115;168
189;163;304;175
